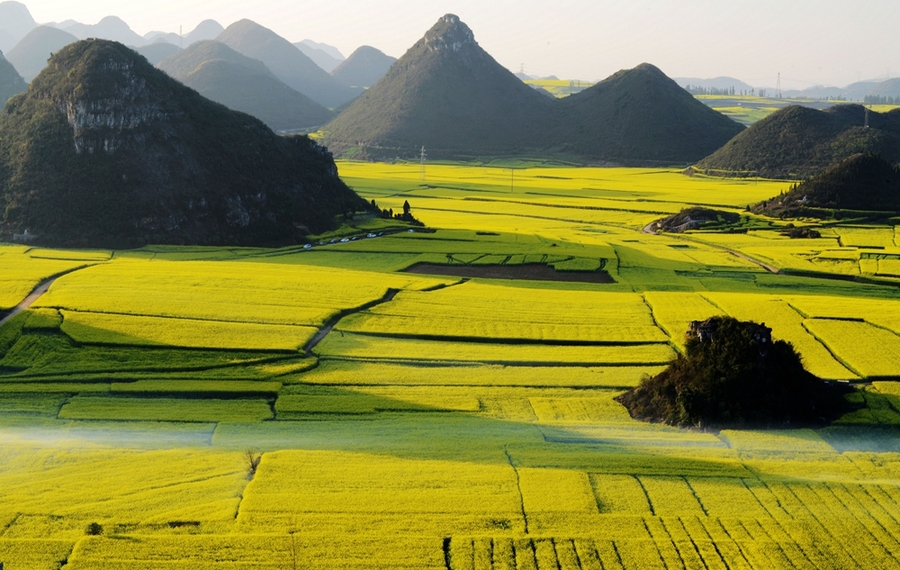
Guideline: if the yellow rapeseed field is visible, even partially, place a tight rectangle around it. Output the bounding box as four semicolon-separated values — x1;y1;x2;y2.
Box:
1;163;900;568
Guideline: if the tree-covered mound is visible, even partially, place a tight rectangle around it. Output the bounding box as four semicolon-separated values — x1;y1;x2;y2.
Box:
655;207;740;233
616;317;849;428
696;104;900;179
753;153;900;217
0;39;369;248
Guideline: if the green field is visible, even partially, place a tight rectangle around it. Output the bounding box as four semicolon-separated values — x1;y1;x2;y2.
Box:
2;163;900;568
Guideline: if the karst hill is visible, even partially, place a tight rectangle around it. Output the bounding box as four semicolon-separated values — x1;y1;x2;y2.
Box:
0;39;369;248
323;14;556;161
697;104;900;179
322;14;744;163
754;153;900;217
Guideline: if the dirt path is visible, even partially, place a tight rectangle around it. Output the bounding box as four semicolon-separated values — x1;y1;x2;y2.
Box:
0;267;91;329
0;278;60;328
642;220;779;274
303;289;400;357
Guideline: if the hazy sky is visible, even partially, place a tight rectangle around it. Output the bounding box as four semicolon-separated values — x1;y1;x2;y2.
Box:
23;0;900;89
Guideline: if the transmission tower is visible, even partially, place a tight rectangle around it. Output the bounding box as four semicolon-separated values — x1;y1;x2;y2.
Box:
776;73;782;99
420;146;427;182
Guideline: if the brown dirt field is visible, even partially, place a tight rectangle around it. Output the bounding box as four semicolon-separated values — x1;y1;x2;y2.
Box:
402;263;614;283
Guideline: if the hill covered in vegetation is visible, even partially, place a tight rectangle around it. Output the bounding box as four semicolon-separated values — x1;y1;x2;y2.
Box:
0;50;26;105
322;15;742;164
551;63;744;164
322;15;555;161
157;40;333;131
697;104;900;178
617;316;849;428
753;153;900;217
0;40;369;247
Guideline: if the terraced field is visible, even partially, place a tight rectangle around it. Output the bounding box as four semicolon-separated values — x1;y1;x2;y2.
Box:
2;164;900;568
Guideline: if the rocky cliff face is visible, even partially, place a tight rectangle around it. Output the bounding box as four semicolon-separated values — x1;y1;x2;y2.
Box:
0;39;368;247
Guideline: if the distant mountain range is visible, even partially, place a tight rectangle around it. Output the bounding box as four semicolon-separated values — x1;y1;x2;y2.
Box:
295;40;343;73
696;105;900;178
0;1;36;52
323;15;743;164
0;39;367;247
217;20;362;108
157;40;333;131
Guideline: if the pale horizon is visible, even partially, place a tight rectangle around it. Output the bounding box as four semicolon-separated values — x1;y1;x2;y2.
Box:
17;0;900;90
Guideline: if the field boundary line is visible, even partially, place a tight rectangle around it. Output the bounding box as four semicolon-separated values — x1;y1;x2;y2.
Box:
503;448;529;535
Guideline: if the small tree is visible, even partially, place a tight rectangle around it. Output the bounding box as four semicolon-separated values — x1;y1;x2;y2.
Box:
245;449;262;478
85;522;103;536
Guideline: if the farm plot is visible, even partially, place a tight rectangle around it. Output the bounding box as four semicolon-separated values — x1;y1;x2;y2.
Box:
314;332;675;365
291;360;660;388
338;283;668;343
58;396;274;422
35;259;451;327
60;311;318;351
802;319;900;378
237;450;525;535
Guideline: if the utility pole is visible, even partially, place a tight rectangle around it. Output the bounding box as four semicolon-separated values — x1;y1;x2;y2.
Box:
510;168;514;193
420;146;426;183
776;72;782;99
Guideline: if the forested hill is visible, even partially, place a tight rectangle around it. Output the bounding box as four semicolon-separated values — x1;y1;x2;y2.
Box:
322;15;555;161
753;153;900;217
0;40;369;248
322;15;742;164
551;63;745;164
697;104;900;179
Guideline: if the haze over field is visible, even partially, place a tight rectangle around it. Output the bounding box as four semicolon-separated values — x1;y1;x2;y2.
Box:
13;0;900;91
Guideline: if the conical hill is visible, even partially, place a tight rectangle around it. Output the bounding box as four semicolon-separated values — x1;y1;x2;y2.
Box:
551;63;744;164
0;40;368;247
322;14;555;160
